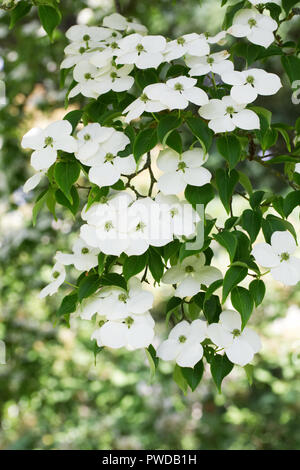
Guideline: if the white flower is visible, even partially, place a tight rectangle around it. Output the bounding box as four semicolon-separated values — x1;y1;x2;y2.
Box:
55;238;100;271
116;33;166;69
61;42;95;69
39;262;66;299
80;277;154;321
146;76;209;110
123;88;167;122
164;33;209;61
156;147;211;195
21;120;77;171
157;319;207;367
23;171;45;193
295;163;300;174
65;25;112;44
88;152;135;188
186;51;234;77
206;31;227;45
155;193;200;239
228;9;277;48
251;231;300;286
221;68;282;104
199;96;260;133
87;61;134;96
69;61;110;99
162;253;223;298
75;123;115;164
207;310;261;367
91;312;155;350
103;13;147;35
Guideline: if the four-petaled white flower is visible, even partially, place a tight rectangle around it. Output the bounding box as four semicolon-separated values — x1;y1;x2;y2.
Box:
55;238;100;272
157;147;211;195
123;86;167;122
65;25;112;44
164;33;209;61
22;120;77;192
103;13;147;35
87;62;135;96
91;312;155;350
116;33;166;69
251;231;300;286
146;76;209;110
228;9;277;48
39;262;66;299
157;319;207;367
199;96;260;133
186;51;233;77
75;123;114;164
207;310;261;367
221;68;282;104
162;253;223;298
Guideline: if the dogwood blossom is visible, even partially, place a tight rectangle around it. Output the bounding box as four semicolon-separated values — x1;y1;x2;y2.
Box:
69;61;112;99
39;262;66;299
251;231;300;286
103;13;147;35
116;33;166;69
123;87;167;122
155;193;200;239
65;25;112;44
221;68;282;104
146;77;209;110
162;253;222;298
88;151;135;187
157;319;207;367
75;123;114;164
91;312;155;350
164;33;209;61
186;51;233;77
157;147;211;195
55;238;100;271
207;310;262;367
87;62;134;95
199;96;260;133
228;9;277;48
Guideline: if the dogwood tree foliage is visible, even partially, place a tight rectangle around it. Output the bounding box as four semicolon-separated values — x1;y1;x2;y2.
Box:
6;0;300;392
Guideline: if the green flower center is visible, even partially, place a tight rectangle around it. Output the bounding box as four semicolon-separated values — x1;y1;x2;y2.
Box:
185;265;194;273
246;75;254;85
280;252;290;262
110;71;118;79
111;41;118;49
232;329;241;338
125;316;134;328
84;134;91;141
170;208;179;217
81;248;89;254
104;221;113;231
83;34;90;41
44;136;53;147
136;43;145;53
79;47;86;54
140;93;149;103
207;57;214;65
174;82;184;91
248;18;257;27
84;73;93;80
105;153;114;162
226;106;235;115
177;161;187;172
136;221;146;232
179;335;187;343
118;293;128;303
52;271;60;279
177;37;185;45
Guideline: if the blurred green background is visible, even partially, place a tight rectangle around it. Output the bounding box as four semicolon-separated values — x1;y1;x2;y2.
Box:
0;0;300;450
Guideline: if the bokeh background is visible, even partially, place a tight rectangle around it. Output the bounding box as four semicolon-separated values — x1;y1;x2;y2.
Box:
0;0;300;450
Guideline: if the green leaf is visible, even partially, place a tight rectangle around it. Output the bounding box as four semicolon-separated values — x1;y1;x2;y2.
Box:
262;214;297;243
157;115;181;145
32;189;48;226
185;183;215;208
249;279;266;307
214;231;237;263
281;55;300;84
57;293;78;317
78;274;101;302
38;5;61;40
97;252;106;276
148;247;164;283
100;273;127;291
86;186;109;211
241;209;262;243
165;297;182;325
283;190;300;218
9;1;32;28
215;168;239;214
173;364;188;393
54;161;80;203
222;0;246;29
231;286;254;329
282;0;300;15
145;345;159;380
123;252;148;281
203;295;222;324
133;128;158;162
64;110;83;131
244;363;254;385
238;171;253;195
186;117;213;153
166;130;182;154
217;135;242;169
55;186;79;216
181;360;204;392
222;265;248;303
211;354;234;392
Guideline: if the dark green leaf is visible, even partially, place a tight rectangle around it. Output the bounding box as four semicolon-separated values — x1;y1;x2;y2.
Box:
133;128;158;162
54;161;80;203
181;360;204;391
211;354;234;392
222;265;248;303
249;279;266;307
78;274;101;302
123;252;148;281
217;135;242;169
38;5;61;40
